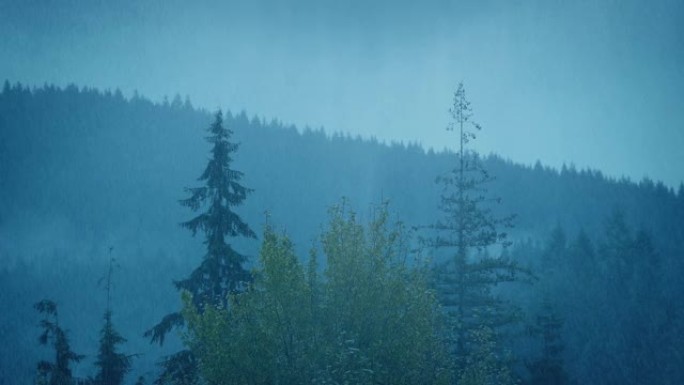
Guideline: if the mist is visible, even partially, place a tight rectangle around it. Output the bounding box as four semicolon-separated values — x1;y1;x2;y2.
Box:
1;1;683;384
1;0;682;186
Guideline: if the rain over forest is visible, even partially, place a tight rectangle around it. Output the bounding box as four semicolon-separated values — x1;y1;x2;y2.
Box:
1;1;683;384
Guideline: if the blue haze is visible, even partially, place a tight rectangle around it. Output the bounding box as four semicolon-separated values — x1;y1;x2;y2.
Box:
1;0;683;187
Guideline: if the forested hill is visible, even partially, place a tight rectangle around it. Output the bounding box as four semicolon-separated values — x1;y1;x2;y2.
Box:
1;82;682;257
1;82;683;383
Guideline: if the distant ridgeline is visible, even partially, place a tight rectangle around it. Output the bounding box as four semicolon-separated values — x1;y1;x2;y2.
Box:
1;82;682;251
1;82;683;384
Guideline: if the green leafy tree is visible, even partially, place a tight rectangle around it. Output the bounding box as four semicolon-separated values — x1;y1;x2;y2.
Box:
34;300;84;385
183;223;314;385
146;110;255;384
457;326;517;385
183;202;450;385
318;202;450;385
429;83;525;381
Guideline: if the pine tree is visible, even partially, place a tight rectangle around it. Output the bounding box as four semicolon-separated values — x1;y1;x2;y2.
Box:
541;224;566;273
34;300;84;385
527;301;568;385
94;252;131;385
146;110;255;384
429;83;525;378
598;211;667;384
174;111;256;307
95;312;130;385
524;227;569;385
567;229;595;282
520;225;571;384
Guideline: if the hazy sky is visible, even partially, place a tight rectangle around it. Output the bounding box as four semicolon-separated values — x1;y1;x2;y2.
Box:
2;0;683;188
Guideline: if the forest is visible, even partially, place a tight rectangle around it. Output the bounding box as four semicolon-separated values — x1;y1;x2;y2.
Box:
1;81;683;385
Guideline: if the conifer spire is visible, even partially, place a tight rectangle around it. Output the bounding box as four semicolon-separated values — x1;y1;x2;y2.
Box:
94;248;131;385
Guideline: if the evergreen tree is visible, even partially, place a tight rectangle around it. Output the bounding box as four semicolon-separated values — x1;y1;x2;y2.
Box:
145;110;255;384
524;227;569;385
541;224;566;273
94;312;130;385
527;301;568;385
600;209;634;294
94;253;131;385
175;109;256;307
567;229;595;282
572;209;669;384
429;83;525;379
600;213;667;384
34;300;84;385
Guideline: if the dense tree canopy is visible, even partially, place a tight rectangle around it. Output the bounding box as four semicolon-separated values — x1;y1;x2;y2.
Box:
183;203;451;385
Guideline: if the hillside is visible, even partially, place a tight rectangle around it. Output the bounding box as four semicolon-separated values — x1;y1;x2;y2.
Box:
2;82;682;249
1;82;683;384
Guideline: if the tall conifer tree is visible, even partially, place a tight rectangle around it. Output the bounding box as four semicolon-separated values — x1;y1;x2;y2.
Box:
430;83;524;379
175;110;256;307
146;110;255;384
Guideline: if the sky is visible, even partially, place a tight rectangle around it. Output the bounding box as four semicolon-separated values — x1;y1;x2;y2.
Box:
1;0;683;188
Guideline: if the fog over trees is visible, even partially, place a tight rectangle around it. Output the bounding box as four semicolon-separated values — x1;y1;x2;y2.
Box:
1;82;683;384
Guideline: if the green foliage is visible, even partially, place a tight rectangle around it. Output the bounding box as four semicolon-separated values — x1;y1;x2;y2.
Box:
320;202;450;384
183;202;451;385
457;326;518;385
152;350;198;385
182;226;313;385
